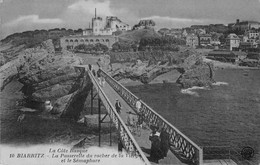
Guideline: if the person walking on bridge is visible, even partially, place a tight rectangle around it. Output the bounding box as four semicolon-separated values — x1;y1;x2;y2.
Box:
115;99;122;114
88;64;92;71
97;69;102;86
135;98;142;113
149;125;163;163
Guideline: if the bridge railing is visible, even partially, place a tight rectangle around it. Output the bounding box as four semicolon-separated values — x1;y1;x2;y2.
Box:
87;69;150;165
100;69;203;165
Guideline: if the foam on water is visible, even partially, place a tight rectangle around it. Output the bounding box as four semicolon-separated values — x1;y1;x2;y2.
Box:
212;81;229;86
181;89;199;97
181;86;208;97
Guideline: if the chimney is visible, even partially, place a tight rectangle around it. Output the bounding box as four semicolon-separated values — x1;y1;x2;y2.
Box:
95;8;96;19
236;19;239;24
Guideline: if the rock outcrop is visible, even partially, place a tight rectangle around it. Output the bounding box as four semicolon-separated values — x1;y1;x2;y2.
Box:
109;48;198;84
111;60;176;84
176;54;215;88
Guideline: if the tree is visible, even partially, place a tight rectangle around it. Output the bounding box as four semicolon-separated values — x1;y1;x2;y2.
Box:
111;41;132;52
95;43;109;52
158;28;170;36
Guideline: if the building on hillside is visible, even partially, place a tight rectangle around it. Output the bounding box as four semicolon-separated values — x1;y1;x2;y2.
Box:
132;19;155;30
82;9;130;36
210;32;222;45
207;50;238;63
60;35;118;50
182;29;188;37
61;9;122;50
240;42;254;51
194;29;206;35
257;40;260;48
166;28;183;38
228;19;260;31
83;28;93;36
186;34;199;48
226;33;240;51
242;35;249;42
247;48;260;60
198;34;212;46
246;30;259;39
240;30;259;50
105;16;130;31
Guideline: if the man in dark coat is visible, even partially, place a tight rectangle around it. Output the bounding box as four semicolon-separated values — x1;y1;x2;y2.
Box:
149;125;163;163
115;99;122;114
160;129;170;158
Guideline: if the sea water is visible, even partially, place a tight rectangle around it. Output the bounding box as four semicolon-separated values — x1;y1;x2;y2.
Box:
127;69;260;164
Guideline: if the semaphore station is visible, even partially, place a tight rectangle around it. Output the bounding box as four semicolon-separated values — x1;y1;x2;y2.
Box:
60;8;130;49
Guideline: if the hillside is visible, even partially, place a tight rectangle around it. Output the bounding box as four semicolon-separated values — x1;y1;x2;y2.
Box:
118;29;161;42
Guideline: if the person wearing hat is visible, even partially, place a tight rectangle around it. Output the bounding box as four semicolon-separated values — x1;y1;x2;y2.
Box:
115;99;122;114
149;124;163;163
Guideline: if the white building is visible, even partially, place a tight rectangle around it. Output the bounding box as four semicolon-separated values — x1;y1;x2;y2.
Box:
226;33;240;51
82;9;130;36
105;16;130;32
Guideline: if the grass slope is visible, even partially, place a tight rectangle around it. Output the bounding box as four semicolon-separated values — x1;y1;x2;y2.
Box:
118;29;161;42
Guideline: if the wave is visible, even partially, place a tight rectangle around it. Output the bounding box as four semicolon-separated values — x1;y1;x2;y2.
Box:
213;81;229;86
181;89;199;97
181;86;208;97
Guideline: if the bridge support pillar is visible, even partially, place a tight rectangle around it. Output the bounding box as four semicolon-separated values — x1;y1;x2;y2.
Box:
91;85;93;115
110;117;112;146
118;124;123;152
98;97;101;147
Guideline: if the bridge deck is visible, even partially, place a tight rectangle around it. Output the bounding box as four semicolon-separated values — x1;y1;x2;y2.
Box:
98;77;186;165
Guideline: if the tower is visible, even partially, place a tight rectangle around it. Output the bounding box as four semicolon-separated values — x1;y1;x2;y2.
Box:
92;8;103;35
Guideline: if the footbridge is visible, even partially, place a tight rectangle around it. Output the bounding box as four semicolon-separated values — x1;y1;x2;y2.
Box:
83;66;203;165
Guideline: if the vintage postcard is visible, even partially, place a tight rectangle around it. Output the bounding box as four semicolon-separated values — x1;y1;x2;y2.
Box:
0;0;259;165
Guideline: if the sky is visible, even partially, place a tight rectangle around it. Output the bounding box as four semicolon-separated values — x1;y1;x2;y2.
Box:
0;0;260;39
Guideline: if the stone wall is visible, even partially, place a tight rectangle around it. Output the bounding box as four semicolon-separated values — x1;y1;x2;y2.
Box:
60;35;118;49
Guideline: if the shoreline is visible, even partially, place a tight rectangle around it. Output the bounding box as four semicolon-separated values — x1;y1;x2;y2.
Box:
120;66;260;87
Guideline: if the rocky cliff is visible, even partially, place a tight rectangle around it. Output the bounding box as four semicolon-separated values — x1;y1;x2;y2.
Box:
0;39;93;118
0;40;55;90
